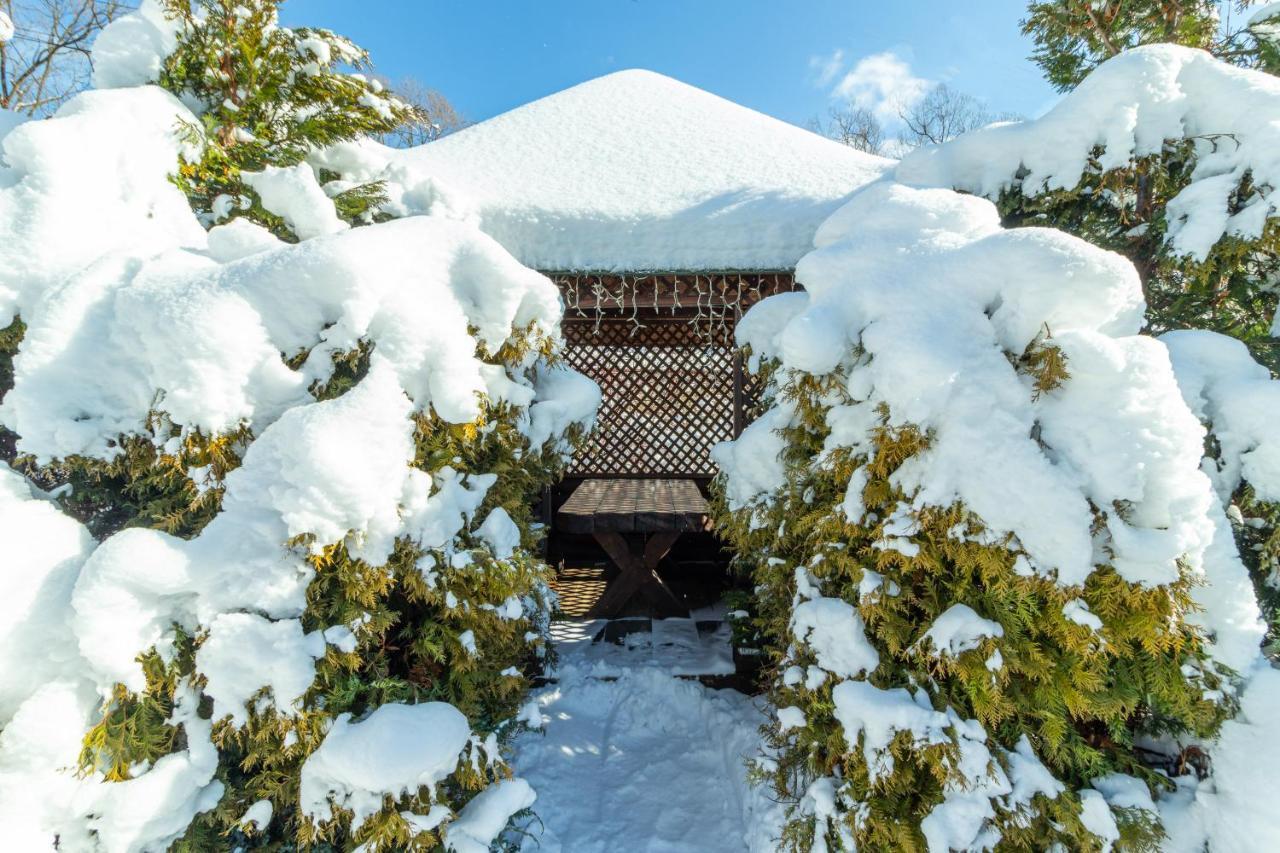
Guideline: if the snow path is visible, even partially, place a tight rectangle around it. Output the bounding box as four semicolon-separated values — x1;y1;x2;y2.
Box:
513;661;782;852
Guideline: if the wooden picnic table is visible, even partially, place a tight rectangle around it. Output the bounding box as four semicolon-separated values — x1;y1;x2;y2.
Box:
556;478;711;618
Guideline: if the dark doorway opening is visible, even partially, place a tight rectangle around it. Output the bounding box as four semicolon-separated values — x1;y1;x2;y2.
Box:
542;272;797;622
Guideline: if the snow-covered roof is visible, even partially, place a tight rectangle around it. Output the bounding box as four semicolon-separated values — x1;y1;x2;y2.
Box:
391;69;890;272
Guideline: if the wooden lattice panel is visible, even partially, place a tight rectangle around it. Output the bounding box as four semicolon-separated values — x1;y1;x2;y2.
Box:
552;272;797;478
563;318;736;476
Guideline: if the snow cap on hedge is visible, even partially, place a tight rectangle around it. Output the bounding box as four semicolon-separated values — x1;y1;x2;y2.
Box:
896;44;1280;261
716;174;1268;850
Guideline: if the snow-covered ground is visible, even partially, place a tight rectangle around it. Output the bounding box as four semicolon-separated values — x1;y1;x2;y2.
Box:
513;655;781;852
546;605;737;678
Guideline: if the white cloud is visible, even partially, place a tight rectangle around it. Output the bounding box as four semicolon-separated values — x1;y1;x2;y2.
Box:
808;49;846;88
831;51;932;126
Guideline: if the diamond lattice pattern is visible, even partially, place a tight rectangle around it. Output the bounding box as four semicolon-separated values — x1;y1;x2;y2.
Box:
563;318;738;476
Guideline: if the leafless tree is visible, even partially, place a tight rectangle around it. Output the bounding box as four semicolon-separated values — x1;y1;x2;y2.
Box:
0;0;131;115
380;75;466;148
810;103;885;156
898;83;1019;150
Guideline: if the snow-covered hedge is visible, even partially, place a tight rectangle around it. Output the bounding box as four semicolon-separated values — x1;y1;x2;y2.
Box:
1162;328;1280;649
0;20;597;852
713;177;1276;850
897;40;1280;643
900;43;1280;392
897;44;1280;264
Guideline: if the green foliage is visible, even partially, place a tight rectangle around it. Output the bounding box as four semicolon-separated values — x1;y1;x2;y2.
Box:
1233;486;1280;652
2;317;241;539
997;145;1280;372
80;630;198;782
1017;3;1280;366
67;321;581;850
37;425;247;540
7;6;585;848
1016;1;1280;645
1022;1;1276;92
712;340;1231;851
157;0;421;239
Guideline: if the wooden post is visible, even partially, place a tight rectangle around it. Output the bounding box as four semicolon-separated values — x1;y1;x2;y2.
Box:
539;485;553;561
732;305;746;438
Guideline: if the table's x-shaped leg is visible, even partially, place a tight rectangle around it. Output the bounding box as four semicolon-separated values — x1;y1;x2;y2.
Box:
587;531;686;618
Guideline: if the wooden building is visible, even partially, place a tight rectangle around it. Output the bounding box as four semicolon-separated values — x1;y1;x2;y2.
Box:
392;70;889;615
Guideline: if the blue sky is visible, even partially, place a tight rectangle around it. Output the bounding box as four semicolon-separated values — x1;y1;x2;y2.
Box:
283;1;1059;132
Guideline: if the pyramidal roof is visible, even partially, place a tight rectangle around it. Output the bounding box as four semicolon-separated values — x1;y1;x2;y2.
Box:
392;69;890;271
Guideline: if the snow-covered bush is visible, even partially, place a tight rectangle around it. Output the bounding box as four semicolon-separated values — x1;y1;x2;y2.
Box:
898;44;1280;372
155;0;418;239
0;4;598;851
1163;329;1280;647
898;43;1280;649
713;179;1269;850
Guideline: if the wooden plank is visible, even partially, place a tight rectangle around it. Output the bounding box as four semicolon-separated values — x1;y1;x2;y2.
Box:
592;478;632;532
634;478;668;532
670;479;711;532
556;478;607;534
556;478;712;535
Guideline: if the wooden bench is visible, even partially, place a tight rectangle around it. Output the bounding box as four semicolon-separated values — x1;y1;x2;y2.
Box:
556;478;711;618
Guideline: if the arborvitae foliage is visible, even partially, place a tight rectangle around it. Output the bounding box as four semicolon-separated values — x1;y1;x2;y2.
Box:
157;0;420;238
5;1;423;538
1023;1;1279;91
996;145;1280;372
713;341;1230;852
1016;2;1280;640
1012;4;1280;368
77;328;584;851
2;5;587;849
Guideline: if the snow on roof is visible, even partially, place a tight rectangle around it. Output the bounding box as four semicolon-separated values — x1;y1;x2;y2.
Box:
390;69;891;272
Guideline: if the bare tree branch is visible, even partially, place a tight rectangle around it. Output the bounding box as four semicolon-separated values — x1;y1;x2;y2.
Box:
898;83;1019;150
0;0;132;115
811;103;885;155
378;75;467;148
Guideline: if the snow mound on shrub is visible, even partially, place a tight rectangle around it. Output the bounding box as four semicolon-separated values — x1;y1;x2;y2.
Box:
197;613;328;726
0;80;597;851
0;680;101;851
301;702;471;831
1;214;571;462
70;362;417;691
730;180;1221;593
718;175;1269;850
1157;664;1280;851
897;44;1280;261
732;177;1264;666
90;0;181;90
1162;330;1280;502
0;86;204;326
0;468;96;723
446;778;536;853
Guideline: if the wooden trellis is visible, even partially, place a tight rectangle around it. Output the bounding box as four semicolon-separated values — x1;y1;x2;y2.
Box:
551;272;797;478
